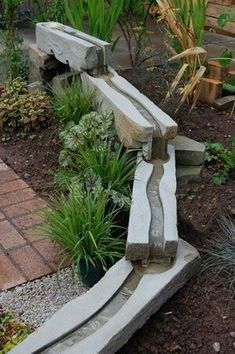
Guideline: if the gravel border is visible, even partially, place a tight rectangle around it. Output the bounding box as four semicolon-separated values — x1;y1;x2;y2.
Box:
0;268;87;327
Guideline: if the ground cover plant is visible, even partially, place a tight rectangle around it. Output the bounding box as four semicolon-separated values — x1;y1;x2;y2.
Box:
0;307;32;353
0;78;52;133
205;136;235;185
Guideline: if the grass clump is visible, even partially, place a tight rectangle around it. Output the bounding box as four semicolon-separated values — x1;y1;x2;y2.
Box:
41;186;126;272
53;80;97;125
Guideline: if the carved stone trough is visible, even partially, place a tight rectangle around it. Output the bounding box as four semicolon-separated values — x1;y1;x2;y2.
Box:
11;22;206;354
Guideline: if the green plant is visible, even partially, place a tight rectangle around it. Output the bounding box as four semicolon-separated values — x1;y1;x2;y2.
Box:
57;111;135;209
201;216;235;299
217;11;235;29
53;80;97;125
219;48;233;69
41;186;126;274
205;137;235;185
1;0;27;80
117;0;155;66
32;0;65;23
64;0;124;44
0;78;52;131
0;308;32;353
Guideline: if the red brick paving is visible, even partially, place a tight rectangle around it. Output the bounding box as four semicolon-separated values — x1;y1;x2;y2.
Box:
0;161;64;291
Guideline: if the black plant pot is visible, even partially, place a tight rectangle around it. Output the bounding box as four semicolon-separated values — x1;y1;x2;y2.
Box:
79;259;105;287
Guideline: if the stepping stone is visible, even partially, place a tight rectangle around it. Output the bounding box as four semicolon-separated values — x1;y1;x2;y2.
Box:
214;95;235;110
169;135;205;166
176;165;203;186
11;239;200;354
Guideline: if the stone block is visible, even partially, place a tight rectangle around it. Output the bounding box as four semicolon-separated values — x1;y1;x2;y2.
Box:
159;145;178;257
52;71;79;92
176;165;203;186
36;22;111;72
199;77;222;104
82;73;153;148
126;156;153;261
29;43;59;70
169;135;205;166
109;68;178;140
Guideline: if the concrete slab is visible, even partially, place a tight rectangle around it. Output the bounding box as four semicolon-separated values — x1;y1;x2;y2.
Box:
169;135;205;166
176;165;203;186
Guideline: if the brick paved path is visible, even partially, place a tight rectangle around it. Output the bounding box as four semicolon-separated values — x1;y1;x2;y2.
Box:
0;159;63;291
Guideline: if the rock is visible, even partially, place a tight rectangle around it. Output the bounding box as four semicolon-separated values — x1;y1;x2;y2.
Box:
230;332;235;338
169;135;205;166
29;43;60;71
213;342;221;352
214;95;235;110
176;165;203;186
27;81;45;93
52;71;79;92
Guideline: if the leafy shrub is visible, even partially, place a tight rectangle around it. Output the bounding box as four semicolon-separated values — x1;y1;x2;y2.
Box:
32;0;65;23
0;78;52;131
57;111;135;209
205;137;235;185
41;186;126;272
0;307;32;353
53;80;97;125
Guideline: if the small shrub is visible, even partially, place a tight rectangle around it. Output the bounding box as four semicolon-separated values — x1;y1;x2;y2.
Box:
53;80;97;126
205;137;235;185
0;307;32;353
41;186;126;273
0;78;52;131
2;0;28;80
32;0;65;23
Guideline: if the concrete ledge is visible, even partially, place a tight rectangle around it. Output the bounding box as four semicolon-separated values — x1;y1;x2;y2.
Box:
169;135;205;166
82;73;153;148
126;156;153;261
159;145;178;257
109;68;178;140
11;259;133;354
176;165;203;186
62;239;200;354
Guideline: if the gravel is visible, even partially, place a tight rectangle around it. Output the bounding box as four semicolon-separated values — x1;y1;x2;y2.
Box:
0;267;88;328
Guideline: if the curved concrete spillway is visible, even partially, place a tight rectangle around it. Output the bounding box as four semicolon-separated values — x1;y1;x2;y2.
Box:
11;22;205;353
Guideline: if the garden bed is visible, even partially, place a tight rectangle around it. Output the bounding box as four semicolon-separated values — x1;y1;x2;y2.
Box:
0;67;234;354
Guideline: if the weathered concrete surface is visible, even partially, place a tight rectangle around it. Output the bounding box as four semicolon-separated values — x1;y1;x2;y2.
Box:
59;239;200;354
82;73;153;148
11;259;133;354
36;22;111;71
126;156;153;261
176;165;203;186
169;135;205;166
29;43;60;71
109;68;178;140
159;145;178;257
52;71;79;91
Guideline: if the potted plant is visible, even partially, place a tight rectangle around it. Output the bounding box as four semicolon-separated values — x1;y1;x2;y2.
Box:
41;186;126;287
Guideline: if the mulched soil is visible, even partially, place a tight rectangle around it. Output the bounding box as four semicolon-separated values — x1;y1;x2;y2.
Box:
0;67;234;353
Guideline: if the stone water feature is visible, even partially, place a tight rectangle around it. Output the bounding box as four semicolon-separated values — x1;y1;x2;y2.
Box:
12;23;205;354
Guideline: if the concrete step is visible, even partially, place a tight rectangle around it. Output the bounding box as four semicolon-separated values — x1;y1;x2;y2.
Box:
11;239;200;354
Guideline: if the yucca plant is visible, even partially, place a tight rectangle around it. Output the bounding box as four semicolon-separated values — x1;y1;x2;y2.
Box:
41;186;126;286
64;0;124;44
157;0;208;109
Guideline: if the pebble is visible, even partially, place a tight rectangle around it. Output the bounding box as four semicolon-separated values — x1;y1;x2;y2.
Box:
0;267;87;327
230;332;235;338
213;342;221;352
